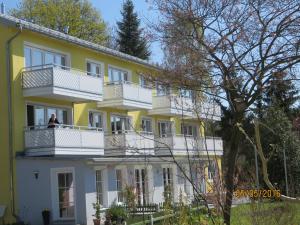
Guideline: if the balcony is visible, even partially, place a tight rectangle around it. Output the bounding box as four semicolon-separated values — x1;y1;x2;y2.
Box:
24;125;104;156
105;131;155;156
148;95;194;117
194;102;222;121
155;135;223;156
22;65;103;102
97;82;152;110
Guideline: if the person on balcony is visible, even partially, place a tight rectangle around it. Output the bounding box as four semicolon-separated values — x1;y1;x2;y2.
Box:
48;113;60;128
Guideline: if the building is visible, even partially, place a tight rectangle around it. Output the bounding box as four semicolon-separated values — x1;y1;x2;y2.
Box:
0;13;223;225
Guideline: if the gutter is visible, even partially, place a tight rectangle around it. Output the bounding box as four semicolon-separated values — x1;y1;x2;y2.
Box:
6;22;23;221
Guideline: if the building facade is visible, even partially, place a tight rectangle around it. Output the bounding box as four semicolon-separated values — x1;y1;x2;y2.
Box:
0;13;223;225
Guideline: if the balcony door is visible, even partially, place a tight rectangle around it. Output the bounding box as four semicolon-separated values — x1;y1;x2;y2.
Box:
111;115;131;134
135;168;148;205
26;104;70;128
108;67;129;84
24;45;66;69
51;168;76;221
158;121;172;137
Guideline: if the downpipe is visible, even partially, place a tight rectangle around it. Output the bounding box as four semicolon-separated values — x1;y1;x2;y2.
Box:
6;22;23;221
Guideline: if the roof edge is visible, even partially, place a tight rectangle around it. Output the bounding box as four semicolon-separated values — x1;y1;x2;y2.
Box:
0;13;160;70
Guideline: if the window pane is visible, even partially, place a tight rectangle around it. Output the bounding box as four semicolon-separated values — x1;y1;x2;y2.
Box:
34;106;45;126
24;47;31;67
45;52;55;65
32;49;43;67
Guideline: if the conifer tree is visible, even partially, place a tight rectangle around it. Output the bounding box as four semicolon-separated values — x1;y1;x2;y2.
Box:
116;0;151;60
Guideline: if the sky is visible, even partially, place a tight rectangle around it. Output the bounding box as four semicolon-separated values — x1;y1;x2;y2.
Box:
1;0;163;63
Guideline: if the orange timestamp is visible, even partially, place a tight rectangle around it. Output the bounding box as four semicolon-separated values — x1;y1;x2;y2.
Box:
234;189;281;198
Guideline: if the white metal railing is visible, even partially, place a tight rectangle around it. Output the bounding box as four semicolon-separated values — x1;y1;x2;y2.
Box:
152;95;193;112
103;81;152;104
155;134;223;152
105;131;155;150
24;124;104;150
22;64;103;95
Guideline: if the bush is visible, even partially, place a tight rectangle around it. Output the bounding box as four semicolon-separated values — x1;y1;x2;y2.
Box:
105;204;128;224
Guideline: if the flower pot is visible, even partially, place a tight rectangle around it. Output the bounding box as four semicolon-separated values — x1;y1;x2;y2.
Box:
42;210;50;225
93;218;101;225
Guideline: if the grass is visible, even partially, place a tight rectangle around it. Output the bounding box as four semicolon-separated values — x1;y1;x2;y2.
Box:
126;200;300;225
231;200;300;225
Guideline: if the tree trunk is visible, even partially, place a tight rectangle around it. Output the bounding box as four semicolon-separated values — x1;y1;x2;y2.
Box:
223;115;243;225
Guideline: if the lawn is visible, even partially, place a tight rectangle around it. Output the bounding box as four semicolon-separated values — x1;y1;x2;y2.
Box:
126;200;300;225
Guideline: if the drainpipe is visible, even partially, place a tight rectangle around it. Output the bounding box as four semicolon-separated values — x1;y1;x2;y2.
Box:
6;22;23;221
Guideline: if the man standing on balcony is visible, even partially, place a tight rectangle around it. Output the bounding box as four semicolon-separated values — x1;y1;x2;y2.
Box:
48;113;60;128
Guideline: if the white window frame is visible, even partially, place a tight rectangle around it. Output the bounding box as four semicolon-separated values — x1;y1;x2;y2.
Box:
134;166;149;205
88;110;103;129
50;167;76;221
86;58;104;77
181;123;198;137
108;65;132;84
95;170;104;205
26;102;73;127
141;117;153;134
24;42;70;69
115;169;124;203
110;114;132;134
158;120;172;137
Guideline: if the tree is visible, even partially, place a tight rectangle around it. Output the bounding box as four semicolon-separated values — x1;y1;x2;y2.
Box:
10;0;109;45
263;71;299;118
150;0;300;224
116;0;151;60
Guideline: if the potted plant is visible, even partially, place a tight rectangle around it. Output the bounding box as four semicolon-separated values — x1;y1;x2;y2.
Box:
105;204;128;225
93;202;101;225
42;208;50;225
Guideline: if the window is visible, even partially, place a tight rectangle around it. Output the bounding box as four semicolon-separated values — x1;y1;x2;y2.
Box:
179;89;196;102
208;163;216;180
139;75;151;88
158;121;172;137
162;167;173;200
181;124;198;137
87;61;102;77
26;104;70;127
156;83;170;96
24;46;66;69
57;172;75;218
108;67;129;83
116;169;123;203
89;111;103;129
135;168;148;205
141;118;152;133
111;115;131;134
95;170;103;205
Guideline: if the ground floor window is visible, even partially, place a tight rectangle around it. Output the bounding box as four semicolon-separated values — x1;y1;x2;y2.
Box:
116;169;124;203
135;168;148;205
57;172;75;218
162;167;173;200
96;170;104;205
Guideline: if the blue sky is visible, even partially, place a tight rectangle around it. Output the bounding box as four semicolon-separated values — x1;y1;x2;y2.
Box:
2;0;163;63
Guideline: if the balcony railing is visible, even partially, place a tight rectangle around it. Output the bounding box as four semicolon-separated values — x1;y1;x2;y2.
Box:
194;102;222;121
148;95;194;117
104;131;155;156
97;81;152;110
24;125;104;156
22;64;103;102
155;134;223;156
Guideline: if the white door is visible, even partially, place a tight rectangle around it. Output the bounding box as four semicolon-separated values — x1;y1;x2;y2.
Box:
51;168;76;221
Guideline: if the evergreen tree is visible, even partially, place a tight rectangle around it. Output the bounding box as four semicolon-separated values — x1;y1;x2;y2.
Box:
263;71;299;118
116;0;151;60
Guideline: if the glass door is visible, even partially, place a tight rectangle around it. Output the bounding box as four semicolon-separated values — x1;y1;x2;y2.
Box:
158;121;172;137
56;172;75;219
135;168;148;205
